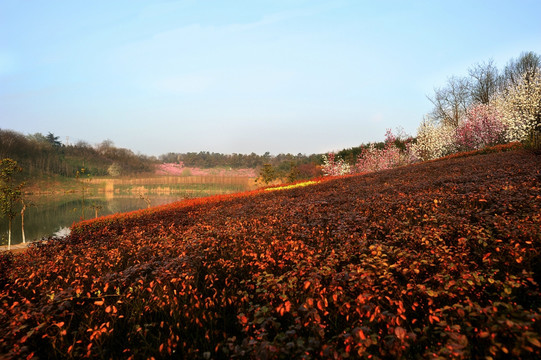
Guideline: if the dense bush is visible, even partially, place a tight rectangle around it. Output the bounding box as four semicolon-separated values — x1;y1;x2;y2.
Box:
1;148;540;359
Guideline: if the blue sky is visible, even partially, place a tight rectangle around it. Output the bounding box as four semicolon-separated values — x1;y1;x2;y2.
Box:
1;0;541;156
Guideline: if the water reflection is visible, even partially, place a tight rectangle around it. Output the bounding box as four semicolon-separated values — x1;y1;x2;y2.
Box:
0;194;184;246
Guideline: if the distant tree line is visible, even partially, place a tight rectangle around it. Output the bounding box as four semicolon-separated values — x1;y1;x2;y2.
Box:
160;151;323;182
0;129;156;177
159;151;321;169
0;129;324;181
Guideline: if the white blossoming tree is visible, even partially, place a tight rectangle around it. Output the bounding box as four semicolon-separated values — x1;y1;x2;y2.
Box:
322;153;351;176
494;71;541;144
413;116;457;161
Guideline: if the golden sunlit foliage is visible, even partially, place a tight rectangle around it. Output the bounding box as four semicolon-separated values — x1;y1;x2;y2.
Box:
264;180;320;192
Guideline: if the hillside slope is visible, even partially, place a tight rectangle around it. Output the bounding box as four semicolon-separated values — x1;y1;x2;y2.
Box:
1;149;540;359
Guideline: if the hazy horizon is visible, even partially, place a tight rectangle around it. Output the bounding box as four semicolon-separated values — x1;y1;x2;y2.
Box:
2;0;541;156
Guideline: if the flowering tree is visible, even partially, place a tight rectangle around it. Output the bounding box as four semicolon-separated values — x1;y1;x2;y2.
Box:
455;103;507;151
355;129;418;173
413;117;457;161
321;153;351;176
494;71;541;143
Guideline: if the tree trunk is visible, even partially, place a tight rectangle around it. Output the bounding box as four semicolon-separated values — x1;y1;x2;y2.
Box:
21;203;26;243
8;220;12;251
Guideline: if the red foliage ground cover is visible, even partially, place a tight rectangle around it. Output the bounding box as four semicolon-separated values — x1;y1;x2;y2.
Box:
1;149;540;359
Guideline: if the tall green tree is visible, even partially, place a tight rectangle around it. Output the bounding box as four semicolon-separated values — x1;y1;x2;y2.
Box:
0;159;24;250
46;132;62;148
287;161;300;183
258;164;276;185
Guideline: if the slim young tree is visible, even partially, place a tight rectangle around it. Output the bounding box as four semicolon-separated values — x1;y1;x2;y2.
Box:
0;159;24;250
138;192;151;209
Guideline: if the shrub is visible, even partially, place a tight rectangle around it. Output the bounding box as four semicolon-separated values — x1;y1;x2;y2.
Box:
107;162;122;177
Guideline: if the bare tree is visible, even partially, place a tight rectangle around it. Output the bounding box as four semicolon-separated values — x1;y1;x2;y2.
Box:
96;139;115;156
504;51;541;88
428;76;472;128
469;59;501;104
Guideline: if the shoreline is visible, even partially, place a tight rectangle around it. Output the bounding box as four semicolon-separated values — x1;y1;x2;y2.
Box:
0;242;30;254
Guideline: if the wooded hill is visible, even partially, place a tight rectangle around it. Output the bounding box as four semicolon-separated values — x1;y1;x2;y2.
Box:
0;129;155;178
0;129;322;180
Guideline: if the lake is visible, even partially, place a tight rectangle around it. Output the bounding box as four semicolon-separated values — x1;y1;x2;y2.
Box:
0;176;254;246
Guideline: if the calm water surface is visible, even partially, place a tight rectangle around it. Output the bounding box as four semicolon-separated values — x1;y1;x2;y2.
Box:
1;177;253;247
0;194;185;246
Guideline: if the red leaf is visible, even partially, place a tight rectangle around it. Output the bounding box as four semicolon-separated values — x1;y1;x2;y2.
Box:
394;326;406;340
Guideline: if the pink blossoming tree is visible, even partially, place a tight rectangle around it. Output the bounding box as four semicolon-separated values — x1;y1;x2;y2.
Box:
455;103;507;151
355;129;418;173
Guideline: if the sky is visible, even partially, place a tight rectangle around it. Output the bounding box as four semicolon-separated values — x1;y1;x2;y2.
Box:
1;0;541;157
